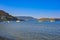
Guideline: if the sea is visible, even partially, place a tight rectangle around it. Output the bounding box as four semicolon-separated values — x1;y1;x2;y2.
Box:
0;20;60;40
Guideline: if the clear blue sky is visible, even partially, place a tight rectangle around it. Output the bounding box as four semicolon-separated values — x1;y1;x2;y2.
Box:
0;0;60;18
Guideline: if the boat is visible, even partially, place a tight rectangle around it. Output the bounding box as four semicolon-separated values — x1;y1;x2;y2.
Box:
50;20;55;22
7;21;10;23
16;20;20;22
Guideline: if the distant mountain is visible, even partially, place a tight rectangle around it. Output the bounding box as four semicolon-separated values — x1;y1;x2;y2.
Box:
38;18;60;22
0;10;18;21
16;16;38;21
0;10;37;22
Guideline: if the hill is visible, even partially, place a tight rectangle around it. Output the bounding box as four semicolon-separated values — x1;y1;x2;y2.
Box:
0;10;18;21
38;18;60;22
16;16;37;21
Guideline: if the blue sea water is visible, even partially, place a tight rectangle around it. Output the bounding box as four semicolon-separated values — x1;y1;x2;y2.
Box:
0;20;60;40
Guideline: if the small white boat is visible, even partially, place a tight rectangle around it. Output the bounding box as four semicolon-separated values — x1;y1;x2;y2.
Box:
38;20;43;22
16;20;20;22
7;21;10;23
50;20;55;22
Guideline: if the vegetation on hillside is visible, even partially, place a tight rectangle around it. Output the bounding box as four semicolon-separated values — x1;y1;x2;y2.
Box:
0;10;18;21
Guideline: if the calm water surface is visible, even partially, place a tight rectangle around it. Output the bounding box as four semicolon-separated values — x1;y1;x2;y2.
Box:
0;21;60;40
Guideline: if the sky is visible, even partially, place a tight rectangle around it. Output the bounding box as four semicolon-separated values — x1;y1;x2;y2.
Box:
0;0;60;18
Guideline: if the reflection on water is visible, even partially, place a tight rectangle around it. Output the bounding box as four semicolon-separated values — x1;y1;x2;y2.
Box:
0;21;60;40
